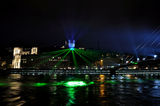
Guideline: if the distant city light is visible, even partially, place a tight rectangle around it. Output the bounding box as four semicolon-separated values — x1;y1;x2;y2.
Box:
131;61;138;65
154;55;157;58
126;74;131;78
137;58;140;61
142;58;146;61
134;62;138;64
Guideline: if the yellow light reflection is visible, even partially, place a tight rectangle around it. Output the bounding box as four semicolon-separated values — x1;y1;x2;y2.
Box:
4;81;26;105
9;74;21;80
99;84;105;97
99;75;105;82
126;74;132;78
4;74;26;105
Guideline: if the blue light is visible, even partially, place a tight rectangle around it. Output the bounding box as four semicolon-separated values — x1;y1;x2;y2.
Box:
68;40;75;50
70;48;74;50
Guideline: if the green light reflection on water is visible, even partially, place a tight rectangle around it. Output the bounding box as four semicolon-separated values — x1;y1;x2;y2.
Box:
51;81;94;87
3;80;94;88
32;83;48;87
64;81;87;87
105;80;119;84
66;87;76;106
0;83;8;86
88;81;94;85
51;81;65;86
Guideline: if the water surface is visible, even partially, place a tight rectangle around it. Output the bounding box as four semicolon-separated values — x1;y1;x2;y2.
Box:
0;74;160;106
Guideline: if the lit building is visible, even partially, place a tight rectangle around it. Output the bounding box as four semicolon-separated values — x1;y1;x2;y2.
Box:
12;47;38;69
12;47;22;69
11;46;71;69
31;47;38;55
96;56;122;69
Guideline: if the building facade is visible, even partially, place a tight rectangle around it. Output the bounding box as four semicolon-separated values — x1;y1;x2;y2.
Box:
12;47;38;69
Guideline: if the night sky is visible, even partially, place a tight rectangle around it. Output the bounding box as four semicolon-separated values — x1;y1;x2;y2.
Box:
1;0;160;55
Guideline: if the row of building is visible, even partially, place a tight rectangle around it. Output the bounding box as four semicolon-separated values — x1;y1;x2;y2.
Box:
1;46;160;70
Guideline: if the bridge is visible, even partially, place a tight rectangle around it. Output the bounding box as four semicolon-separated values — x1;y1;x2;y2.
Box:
116;70;160;75
10;69;110;75
8;69;160;75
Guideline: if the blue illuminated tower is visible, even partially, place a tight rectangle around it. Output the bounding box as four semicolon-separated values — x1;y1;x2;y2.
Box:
68;40;75;50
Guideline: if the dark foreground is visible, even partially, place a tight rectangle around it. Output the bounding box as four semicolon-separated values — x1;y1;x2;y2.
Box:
0;74;160;106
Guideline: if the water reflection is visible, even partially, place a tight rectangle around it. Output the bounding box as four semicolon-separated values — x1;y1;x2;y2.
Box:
99;84;105;97
53;74;57;80
99;75;105;82
3;74;26;106
66;87;76;106
9;74;21;80
0;74;160;105
50;86;57;95
85;75;89;80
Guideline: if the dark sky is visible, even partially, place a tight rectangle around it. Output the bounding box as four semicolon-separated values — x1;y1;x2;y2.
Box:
1;0;160;54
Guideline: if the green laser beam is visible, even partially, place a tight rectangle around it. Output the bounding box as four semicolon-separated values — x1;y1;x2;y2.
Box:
74;50;92;66
53;50;71;69
34;49;68;68
33;49;69;63
72;50;78;69
75;48;101;61
35;49;69;61
74;49;94;61
75;48;101;55
74;50;90;63
42;49;69;55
